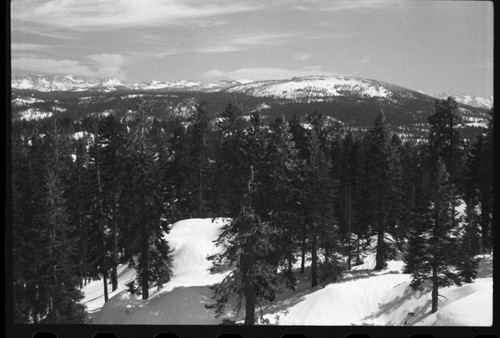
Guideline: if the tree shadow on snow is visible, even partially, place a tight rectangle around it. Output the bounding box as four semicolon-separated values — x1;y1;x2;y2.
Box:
476;255;493;278
339;269;402;283
359;286;431;326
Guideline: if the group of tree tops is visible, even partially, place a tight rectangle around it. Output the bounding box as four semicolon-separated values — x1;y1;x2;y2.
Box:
11;97;493;324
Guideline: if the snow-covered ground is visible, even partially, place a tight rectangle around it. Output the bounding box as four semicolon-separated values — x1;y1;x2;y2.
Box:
82;218;493;326
226;76;392;99
17;108;53;121
85;218;230;324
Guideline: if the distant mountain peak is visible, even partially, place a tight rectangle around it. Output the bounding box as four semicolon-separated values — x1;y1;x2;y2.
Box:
11;74;252;93
433;92;493;109
224;75;394;100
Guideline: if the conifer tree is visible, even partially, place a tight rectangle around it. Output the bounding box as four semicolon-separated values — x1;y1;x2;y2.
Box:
407;158;461;314
288;116;310;274
303;126;336;286
261;115;301;289
98;115;127;291
120;104;174;300
456;201;481;283
12;119;87;323
427;97;466;234
364;112;393;270
190;102;210;217
207;104;280;325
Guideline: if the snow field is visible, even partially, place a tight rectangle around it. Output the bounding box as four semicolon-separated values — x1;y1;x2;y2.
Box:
226;76;391;99
89;218;231;324
84;218;493;326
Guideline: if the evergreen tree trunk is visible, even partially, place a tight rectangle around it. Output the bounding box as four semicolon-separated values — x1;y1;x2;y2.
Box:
141;237;149;300
356;237;361;264
347;180;352;271
480;193;491;253
111;197;119;292
374;198;385;271
96;147;109;302
311;233;318;287
300;234;306;274
243;225;256;325
102;271;109;303
431;261;439;313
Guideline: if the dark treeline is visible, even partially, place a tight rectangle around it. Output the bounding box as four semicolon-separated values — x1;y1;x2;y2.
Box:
11;97;493;324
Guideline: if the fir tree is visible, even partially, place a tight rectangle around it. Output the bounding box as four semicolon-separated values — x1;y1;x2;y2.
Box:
207;104;280;325
407;158;461;314
190;101;210;217
303;126;337;286
364;112;393;270
259;115;301;289
120;103;174;300
12;119;87;323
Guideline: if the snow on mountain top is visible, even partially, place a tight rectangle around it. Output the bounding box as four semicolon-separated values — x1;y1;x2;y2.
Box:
226;75;391;99
431;92;493;109
236;79;254;84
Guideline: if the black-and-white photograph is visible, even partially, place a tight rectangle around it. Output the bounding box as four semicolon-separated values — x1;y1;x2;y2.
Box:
9;0;493;328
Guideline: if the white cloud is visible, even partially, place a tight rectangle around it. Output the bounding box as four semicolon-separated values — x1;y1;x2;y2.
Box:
11;43;50;52
360;57;370;65
203;66;338;81
194;33;291;54
293;52;311;61
88;54;126;78
12;58;94;77
12;0;261;31
12;54;127;79
289;0;403;12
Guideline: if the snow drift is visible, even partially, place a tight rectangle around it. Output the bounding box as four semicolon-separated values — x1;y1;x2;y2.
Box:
87;218;230;324
83;218;493;326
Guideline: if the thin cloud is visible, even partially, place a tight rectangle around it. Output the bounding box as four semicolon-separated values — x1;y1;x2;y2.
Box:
12;54;127;79
134;32;294;57
291;0;403;12
294;53;312;61
359;57;370;65
12;0;262;31
203;66;338;81
320;0;403;12
194;33;292;54
88;54;127;79
12;57;94;77
11;43;50;52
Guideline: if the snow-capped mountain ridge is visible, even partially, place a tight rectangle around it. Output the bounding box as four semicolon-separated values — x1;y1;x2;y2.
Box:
11;74;246;93
12;74;122;92
223;75;409;100
12;74;492;109
416;90;493;109
434;92;493;109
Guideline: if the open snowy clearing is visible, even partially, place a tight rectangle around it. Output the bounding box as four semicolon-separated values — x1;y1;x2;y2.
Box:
82;218;493;326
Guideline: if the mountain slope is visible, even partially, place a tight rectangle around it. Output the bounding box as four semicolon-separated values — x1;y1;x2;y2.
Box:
224;75;393;100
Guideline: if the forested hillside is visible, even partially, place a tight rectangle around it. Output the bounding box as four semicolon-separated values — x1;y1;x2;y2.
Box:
11;96;493;324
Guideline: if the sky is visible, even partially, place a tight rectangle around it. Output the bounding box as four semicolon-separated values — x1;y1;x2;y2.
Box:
10;0;493;97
